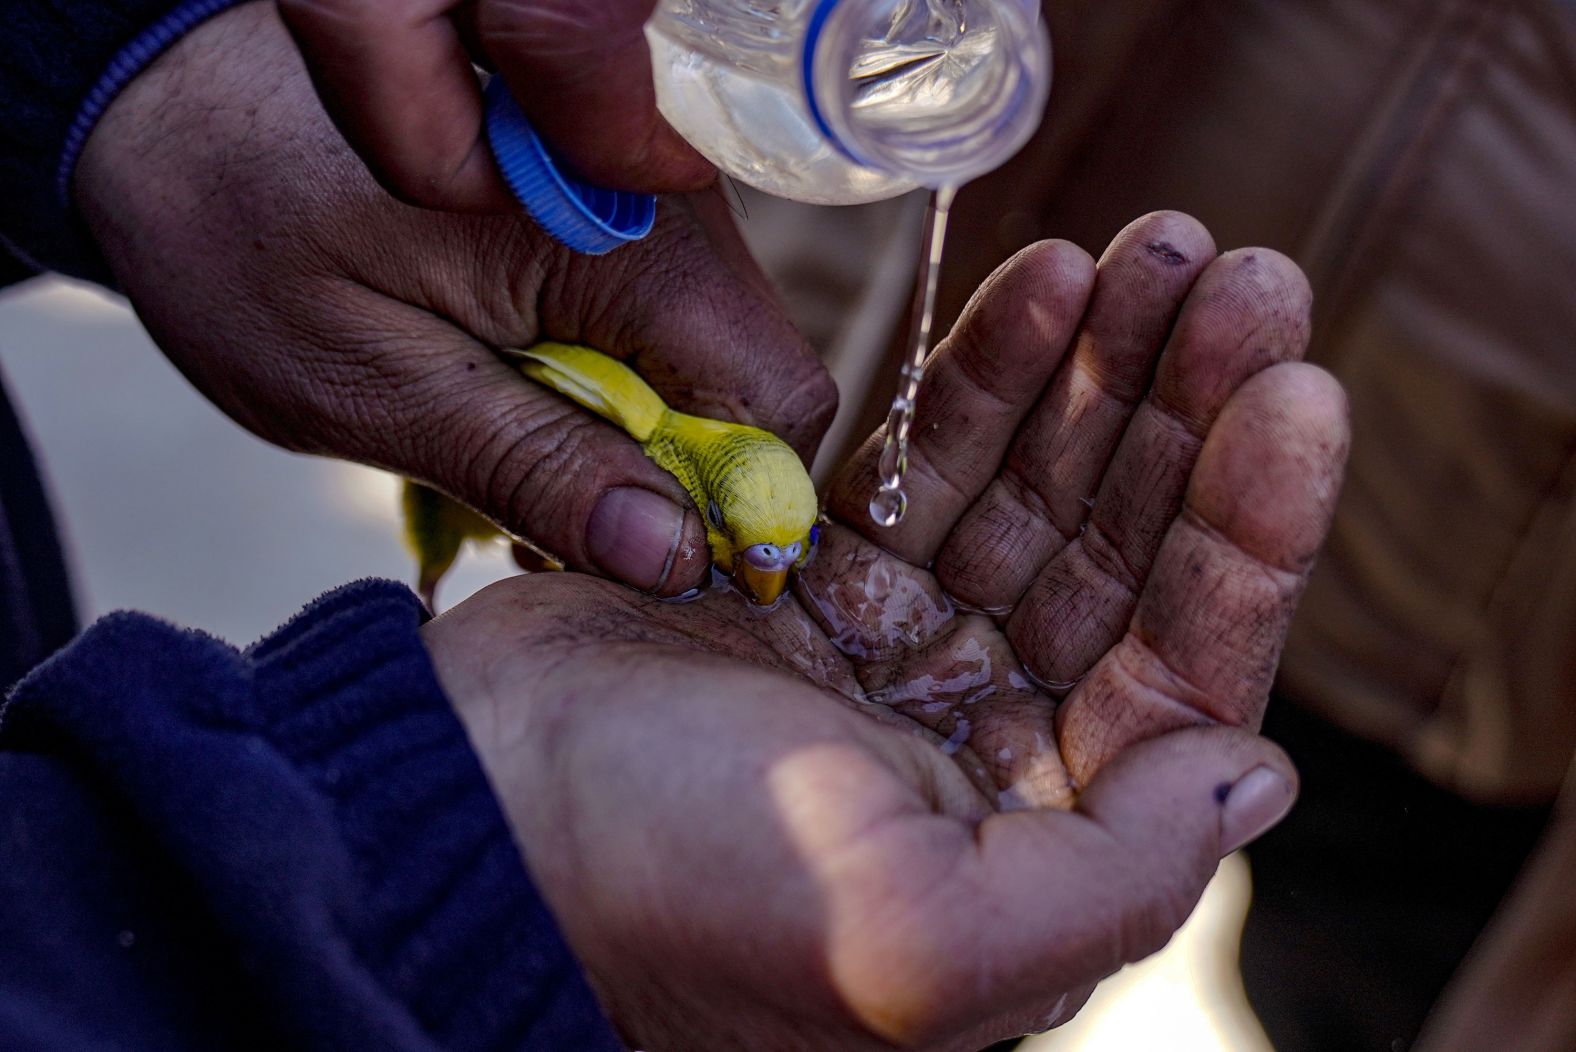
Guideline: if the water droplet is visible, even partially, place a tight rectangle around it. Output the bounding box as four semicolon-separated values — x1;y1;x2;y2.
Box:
869;486;907;527
1020;663;1083;697
868;186;955;531
945;591;1013;617
876;437;908;490
939;717;972;756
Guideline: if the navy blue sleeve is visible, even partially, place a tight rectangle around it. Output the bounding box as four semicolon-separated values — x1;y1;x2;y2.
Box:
0;580;623;1052
0;249;37;291
0;0;248;280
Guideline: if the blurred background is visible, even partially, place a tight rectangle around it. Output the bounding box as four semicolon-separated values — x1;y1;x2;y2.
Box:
0;275;1273;1050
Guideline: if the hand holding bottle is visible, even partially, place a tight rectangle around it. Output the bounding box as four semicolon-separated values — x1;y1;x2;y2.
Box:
278;0;1053;212
79;2;831;596
276;0;716;210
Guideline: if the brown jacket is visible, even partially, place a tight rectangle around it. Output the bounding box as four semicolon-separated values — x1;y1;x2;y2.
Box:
930;0;1576;806
737;0;1576;1045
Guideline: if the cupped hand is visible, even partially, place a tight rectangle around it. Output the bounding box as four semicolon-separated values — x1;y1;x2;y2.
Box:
74;2;831;598
424;212;1350;1049
276;0;713;209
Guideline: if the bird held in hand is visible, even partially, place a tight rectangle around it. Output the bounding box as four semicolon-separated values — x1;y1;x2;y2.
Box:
404;343;819;607
401;478;505;611
515;343;819;605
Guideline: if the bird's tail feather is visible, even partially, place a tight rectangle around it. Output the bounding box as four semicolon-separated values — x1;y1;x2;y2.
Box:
401;480;493;609
507;343;666;442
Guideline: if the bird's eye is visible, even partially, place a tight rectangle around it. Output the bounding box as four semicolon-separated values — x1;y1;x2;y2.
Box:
707;500;723;528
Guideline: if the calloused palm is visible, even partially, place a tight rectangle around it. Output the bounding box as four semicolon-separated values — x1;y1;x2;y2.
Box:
425;212;1349;1051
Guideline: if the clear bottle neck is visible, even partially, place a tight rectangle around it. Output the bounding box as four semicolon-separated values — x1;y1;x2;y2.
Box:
803;0;1051;188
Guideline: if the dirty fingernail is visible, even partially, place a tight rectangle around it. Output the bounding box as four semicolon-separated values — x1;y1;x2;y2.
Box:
587;487;686;591
1219;766;1295;855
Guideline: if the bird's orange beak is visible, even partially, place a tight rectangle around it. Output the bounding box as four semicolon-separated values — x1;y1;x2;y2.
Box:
734;562;790;606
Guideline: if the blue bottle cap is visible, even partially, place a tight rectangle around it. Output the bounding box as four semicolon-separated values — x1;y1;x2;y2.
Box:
483;78;656;255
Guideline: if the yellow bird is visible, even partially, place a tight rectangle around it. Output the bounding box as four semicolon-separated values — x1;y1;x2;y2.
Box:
513;342;820;605
403;343;820;607
401;479;501;611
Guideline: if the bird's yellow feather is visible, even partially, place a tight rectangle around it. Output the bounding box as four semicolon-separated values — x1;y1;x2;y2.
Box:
401;480;500;608
401;343;820;605
517;343;819;575
510;343;665;442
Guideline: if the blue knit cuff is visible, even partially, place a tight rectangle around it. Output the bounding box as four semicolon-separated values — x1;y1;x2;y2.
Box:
57;0;251;215
0;0;251;282
246;581;624;1050
1;581;622;1051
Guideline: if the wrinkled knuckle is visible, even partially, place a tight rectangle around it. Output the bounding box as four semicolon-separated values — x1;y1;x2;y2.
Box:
769;360;838;448
461;219;552;341
1078;522;1142;597
949;341;1023;415
624;217;715;300
1005;603;1053;670
937;494;1035;604
908;446;973;513
997;464;1062;539
1115;629;1218;719
545;227;702;344
240;331;427;466
488;411;607;543
937;532;1011;605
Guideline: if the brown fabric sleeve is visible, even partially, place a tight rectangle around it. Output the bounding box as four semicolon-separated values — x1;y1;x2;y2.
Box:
1417;757;1576;1051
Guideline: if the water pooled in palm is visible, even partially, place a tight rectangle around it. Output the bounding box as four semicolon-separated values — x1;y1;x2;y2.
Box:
870;183;956;528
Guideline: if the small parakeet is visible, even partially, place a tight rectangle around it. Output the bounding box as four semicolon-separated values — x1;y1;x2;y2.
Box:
401;343;820;607
511;342;820;606
400;479;501;611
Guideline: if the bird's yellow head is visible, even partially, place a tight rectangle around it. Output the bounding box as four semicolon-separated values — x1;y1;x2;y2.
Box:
701;439;820;606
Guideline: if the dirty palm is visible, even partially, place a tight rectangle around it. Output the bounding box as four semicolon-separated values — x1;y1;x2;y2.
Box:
430;214;1348;1046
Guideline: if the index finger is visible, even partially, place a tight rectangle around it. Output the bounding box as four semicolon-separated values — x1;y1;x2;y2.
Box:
474;0;715;193
279;0;714;213
279;0;512;211
826;240;1098;560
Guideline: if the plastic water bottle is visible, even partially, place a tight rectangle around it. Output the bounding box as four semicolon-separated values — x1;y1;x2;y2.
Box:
647;0;1052;206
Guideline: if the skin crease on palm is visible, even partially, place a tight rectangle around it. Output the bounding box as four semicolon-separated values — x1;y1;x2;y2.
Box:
69;5;1351;1050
